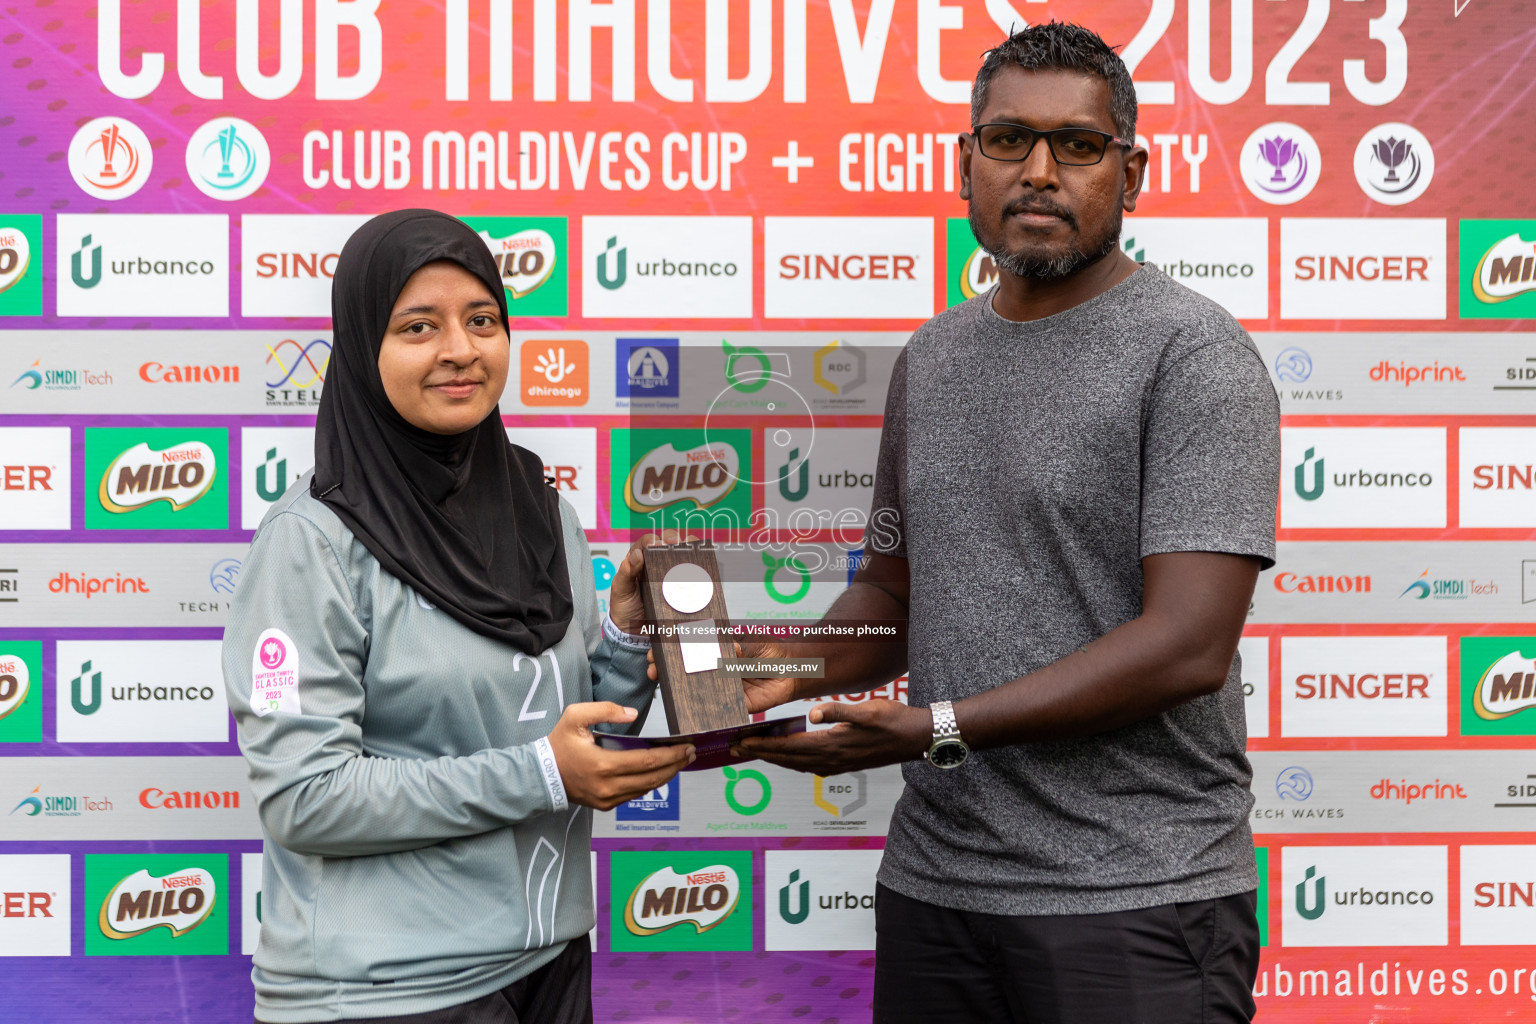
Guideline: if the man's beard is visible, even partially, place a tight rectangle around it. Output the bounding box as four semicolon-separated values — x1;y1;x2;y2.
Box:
968;200;1122;281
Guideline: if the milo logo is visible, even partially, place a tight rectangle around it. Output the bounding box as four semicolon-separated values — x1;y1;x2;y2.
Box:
98;867;217;940
1472;651;1536;720
623;864;741;937
476;227;556;298
0;225;32;294
624;442;739;513
0;655;29;721
960;245;999;300
98;441;216;513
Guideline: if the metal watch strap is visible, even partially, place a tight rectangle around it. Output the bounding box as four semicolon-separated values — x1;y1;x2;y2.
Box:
930;700;960;743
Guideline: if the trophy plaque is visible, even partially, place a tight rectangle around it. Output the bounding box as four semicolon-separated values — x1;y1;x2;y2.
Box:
595;540;805;770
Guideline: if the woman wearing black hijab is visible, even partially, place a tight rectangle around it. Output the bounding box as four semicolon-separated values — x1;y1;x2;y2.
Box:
223;210;691;1024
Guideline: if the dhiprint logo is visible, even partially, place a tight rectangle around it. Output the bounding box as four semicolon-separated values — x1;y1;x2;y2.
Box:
1239;123;1321;205
1459;428;1536;528
1280;218;1447;320
463;216;568;316
264;338;330;408
582;216;753;318
763;217;934;319
1461;220;1536;318
86;428;229;529
241;427;315;529
55;641;229;744
1118;218;1268;319
185;118;270;201
0;427;70;530
1280;635;1447;738
1275;766;1314;802
1353;123;1434;206
85;854;228;956
0;854;71;957
765;850;881;951
56;215;230;318
1280;428;1446;529
68;117;153;200
1281;846;1447;947
241;216;370;317
519;340;588;407
615;339;679;399
609;851;752;952
0;216;43;316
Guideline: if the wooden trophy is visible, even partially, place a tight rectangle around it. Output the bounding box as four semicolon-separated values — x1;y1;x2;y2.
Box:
594;539;805;770
639;540;749;734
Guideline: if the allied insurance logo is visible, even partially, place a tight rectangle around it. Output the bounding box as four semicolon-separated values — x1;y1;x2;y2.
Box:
85;428;228;530
463;216;568;316
67;117;153;201
1461;220;1536;320
1462;638;1536;737
615;338;679;399
609;851;751;952
184;118;270;201
1281;846;1447;947
0;215;42;316
610;428;751;530
85;854;228;956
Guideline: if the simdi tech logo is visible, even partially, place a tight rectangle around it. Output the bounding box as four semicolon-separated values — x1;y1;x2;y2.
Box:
1461;637;1536;737
85;853;228;956
0;215;42;315
1460;220;1536;319
0;643;42;744
462;216;568;317
610;428;751;530
85;427;228;530
609;850;751;952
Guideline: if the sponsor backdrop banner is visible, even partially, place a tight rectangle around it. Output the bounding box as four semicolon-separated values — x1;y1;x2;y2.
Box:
1;3;1533;1021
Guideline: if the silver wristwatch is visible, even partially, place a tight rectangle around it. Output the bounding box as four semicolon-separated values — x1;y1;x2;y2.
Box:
924;700;969;769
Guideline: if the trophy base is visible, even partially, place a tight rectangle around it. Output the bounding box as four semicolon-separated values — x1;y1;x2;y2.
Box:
594;714;807;771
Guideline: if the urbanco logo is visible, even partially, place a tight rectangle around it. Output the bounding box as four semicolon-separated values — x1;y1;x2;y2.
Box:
0;216;43;315
0;427;70;530
518;339;588;407
1281;846;1446;947
0;854;71;957
1460;220;1536;319
1280;428;1446;529
68;117;153;201
54;640;229;744
241;427;316;530
765;849;882;951
1279;218;1446;320
241;216;370;317
57;214;229;318
185;118;270;201
582;216;752;318
1280;635;1447;738
463;216;567;316
763;216;934;319
1239;123;1321;205
85;854;228;956
1353;123;1434;206
1119;218;1268;319
609;851;752;952
86;428;229;530
1461;638;1536;736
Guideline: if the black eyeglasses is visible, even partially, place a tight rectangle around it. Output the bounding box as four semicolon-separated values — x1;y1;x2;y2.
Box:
971;123;1132;166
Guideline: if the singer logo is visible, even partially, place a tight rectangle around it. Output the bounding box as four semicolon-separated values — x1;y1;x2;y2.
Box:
624;441;740;513
623;865;740;936
99;443;216;513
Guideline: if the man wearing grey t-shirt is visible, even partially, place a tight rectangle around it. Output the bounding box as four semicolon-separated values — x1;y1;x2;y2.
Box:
736;22;1279;1024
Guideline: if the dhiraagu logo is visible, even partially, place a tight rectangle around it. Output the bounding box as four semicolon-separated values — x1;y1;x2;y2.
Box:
609;850;752;952
0;642;43;743
85;853;228;956
85;428;229;530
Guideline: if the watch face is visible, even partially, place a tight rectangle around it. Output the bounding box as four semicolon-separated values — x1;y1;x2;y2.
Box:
928;739;968;769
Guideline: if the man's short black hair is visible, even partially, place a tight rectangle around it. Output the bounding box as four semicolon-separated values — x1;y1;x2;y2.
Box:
970;22;1138;141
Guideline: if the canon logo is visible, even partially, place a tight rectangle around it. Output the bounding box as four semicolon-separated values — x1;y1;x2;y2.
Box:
2;465;51;491
1293;255;1430;281
1472;465;1534;490
138;788;240;810
1275;573;1371;594
1;892;52;918
778;254;917;281
1293;673;1430;699
255;252;340;280
138;362;239;384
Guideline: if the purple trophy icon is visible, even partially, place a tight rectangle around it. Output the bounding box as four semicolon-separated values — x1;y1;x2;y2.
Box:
1372;137;1410;182
1255;135;1308;195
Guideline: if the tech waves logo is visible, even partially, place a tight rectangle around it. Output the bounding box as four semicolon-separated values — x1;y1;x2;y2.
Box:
98;442;216;513
624;442;739;513
623;864;741;936
98;868;216;940
1471;651;1536;722
1275;766;1314;802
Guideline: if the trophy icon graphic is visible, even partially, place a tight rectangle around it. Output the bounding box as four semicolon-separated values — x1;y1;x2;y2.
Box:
1259;136;1299;183
216;125;239;180
97;124;122;179
1371;136;1411;183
